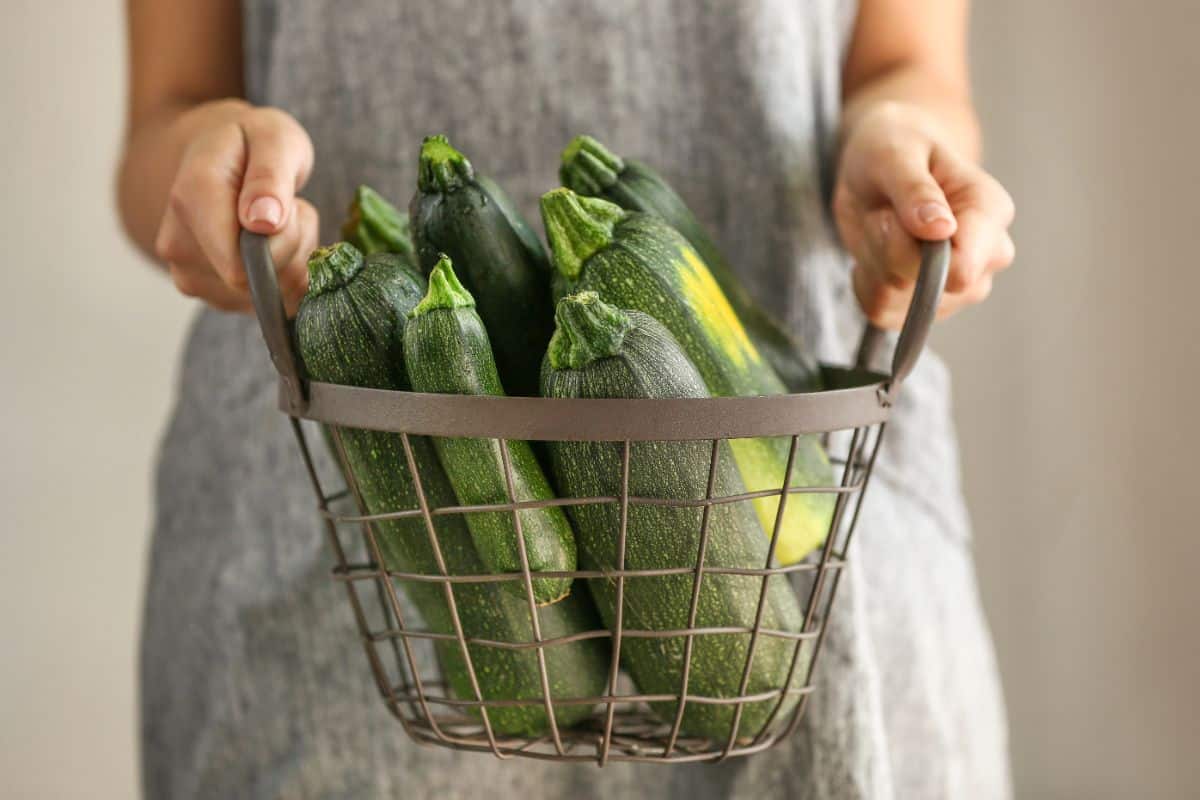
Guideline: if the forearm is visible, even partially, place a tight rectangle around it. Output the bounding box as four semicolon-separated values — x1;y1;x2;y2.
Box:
841;64;981;162
117;98;249;260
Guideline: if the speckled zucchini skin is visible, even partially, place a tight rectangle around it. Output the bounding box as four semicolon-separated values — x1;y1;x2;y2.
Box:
560;134;822;393
403;258;576;605
541;294;806;741
409;135;553;397
295;244;607;735
541;190;835;565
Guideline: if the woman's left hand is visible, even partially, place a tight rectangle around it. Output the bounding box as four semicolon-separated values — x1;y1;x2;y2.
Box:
833;102;1015;329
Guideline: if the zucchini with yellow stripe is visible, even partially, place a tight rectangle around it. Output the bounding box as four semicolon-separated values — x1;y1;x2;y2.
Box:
560;134;822;392
539;188;834;565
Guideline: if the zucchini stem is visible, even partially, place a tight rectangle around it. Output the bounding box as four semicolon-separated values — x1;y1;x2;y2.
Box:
418;134;475;193
559;134;625;195
306;242;365;297
341;184;413;259
547;291;633;370
539;188;625;281
412;255;475;316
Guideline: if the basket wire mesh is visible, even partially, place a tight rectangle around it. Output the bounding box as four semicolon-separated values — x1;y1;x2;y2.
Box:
241;231;949;765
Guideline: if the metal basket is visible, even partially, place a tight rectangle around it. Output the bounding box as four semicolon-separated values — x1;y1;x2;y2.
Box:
240;231;949;765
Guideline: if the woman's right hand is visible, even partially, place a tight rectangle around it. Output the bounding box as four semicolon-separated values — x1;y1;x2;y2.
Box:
152;101;318;315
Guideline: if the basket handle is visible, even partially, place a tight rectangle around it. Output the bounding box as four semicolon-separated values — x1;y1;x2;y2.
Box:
241;229;308;414
854;239;951;393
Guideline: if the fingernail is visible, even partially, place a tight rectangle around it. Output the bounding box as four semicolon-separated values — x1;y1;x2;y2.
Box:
248;196;283;226
917;202;952;225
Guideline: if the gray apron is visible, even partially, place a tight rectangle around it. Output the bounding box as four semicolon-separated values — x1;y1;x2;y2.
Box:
140;2;1010;797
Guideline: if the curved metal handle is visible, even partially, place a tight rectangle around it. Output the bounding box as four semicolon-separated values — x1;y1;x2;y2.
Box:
241;230;308;414
855;239;951;394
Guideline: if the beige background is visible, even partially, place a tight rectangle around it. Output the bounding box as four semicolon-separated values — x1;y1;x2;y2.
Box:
1;1;1196;797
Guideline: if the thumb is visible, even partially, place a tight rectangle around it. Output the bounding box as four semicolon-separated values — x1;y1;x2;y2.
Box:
872;145;957;242
237;109;315;235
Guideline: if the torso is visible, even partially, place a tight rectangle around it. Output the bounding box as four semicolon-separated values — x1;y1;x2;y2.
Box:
139;3;1010;797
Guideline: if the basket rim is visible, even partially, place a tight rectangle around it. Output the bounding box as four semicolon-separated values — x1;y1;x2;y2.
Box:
281;365;891;441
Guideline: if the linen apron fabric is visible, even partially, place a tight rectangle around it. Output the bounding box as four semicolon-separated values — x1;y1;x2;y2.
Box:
140;2;1011;797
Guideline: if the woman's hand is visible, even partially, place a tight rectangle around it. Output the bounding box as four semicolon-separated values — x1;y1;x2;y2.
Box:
833;102;1015;329
149;101;318;315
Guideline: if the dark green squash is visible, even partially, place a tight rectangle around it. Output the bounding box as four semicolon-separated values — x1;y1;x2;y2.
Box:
540;189;835;565
295;242;607;735
560;134;821;393
541;291;806;740
409;135;553;396
403;256;576;605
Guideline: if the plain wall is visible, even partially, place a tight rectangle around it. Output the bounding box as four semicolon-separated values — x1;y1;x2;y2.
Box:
1;1;1195;798
937;2;1200;797
0;3;193;798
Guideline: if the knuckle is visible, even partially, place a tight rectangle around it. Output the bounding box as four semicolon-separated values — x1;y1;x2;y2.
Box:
251;105;291;128
970;277;995;303
221;264;250;290
174;163;228;203
999;235;1016;266
903;177;939;200
169;266;201;298
296;197;319;225
242;161;282;187
154;229;176;262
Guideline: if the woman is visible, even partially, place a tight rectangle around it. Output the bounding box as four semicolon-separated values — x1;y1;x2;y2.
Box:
120;1;1015;797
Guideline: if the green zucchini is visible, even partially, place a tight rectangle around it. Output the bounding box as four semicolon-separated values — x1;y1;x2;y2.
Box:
560;134;822;393
540;189;835;565
541;292;806;740
340;184;418;270
404;255;576;605
409;135;553;397
295;242;607;735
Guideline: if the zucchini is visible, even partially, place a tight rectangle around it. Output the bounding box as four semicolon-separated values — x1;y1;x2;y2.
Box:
409;135;553;397
541;292;806;740
340;184;418;269
560;135;822;392
404;255;576;605
295;242;607;735
540;189;835;565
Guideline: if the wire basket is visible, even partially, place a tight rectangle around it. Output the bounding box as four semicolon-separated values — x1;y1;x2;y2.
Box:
241;231;949;765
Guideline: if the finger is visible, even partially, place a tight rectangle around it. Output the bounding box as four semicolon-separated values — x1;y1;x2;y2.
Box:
832;183;869;265
238;108;315;236
990;231;1016;272
936;160;1015;291
169;122;248;290
936;273;994;320
168;263;253;313
852;263;912;331
868;207;923;288
948;205;1016;292
272;199;319;316
867;140;957;242
154;205;206;268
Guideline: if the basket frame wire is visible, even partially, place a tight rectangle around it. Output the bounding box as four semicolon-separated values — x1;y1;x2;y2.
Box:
780;422;887;742
238;231;950;765
496;437;567;755
720;433;802;758
597;440;632;766
330;425;453;744
662;438;722;756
